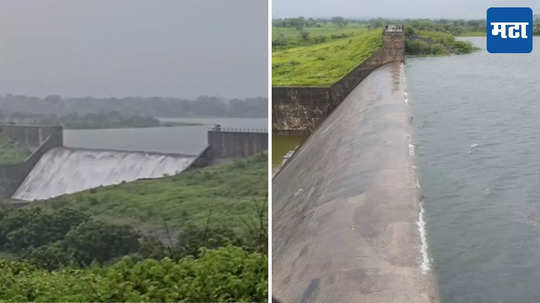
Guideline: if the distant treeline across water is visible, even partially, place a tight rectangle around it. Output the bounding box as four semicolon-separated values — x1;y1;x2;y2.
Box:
0;95;267;118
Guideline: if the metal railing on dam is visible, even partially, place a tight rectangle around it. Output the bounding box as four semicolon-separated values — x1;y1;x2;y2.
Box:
272;63;439;302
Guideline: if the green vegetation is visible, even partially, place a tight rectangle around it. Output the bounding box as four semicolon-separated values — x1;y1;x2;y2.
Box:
0;155;268;301
36;155;267;241
271;17;483;87
273;29;382;86
0;95;267;124
272;135;307;168
405;29;476;56
0;134;30;165
0;247;267;302
457;31;484;37
273;20;370;51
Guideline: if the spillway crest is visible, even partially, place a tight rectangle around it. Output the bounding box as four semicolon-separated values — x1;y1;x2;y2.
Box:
12;147;195;201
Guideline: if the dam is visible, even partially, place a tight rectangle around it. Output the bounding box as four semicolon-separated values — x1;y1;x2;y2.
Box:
12;148;195;201
0;123;267;202
273;26;439;302
273;63;438;302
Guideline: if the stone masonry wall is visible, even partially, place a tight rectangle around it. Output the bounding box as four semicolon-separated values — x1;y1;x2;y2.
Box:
272;27;405;133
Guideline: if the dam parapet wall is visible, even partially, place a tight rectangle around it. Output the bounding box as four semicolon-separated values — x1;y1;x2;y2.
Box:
0;125;63;197
273;26;405;133
207;128;268;159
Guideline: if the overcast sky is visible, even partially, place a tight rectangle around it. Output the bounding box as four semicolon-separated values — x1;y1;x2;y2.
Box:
0;0;268;99
273;0;539;19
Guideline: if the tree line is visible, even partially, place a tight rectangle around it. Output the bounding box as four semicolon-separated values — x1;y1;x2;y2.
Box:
0;95;267;119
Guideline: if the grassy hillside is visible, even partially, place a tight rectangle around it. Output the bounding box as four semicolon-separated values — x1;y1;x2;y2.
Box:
272;29;382;87
0;134;30;165
0;156;268;300
273;23;370;51
33;154;267;239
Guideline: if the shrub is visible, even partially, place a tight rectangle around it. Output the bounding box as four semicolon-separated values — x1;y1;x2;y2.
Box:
65;220;140;266
452;40;474;54
405;39;431;55
0;208;89;252
174;224;244;258
0;246;268;302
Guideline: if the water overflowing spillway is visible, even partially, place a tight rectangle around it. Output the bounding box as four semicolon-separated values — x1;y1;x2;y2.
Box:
272;63;438;302
12;147;196;201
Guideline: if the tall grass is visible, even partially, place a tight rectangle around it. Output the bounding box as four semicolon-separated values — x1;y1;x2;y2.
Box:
272;29;382;87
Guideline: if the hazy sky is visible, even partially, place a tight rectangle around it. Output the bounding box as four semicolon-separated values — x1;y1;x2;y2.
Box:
273;0;539;19
0;0;268;99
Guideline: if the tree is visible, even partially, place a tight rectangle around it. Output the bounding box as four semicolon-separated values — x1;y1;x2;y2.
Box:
331;16;348;28
65;220;140;266
300;30;310;41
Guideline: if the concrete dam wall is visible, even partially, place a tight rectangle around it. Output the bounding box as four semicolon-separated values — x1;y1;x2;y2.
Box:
272;63;439;302
13;147;196;201
0;125;63;197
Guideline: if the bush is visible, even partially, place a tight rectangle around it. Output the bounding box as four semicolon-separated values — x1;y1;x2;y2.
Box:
65;220;140;266
452;40;474;54
0;246;268;302
405;39;431;55
430;43;446;55
0;208;89;252
174;224;244;258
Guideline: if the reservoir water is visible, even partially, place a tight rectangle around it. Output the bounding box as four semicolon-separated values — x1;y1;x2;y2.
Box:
64;117;267;154
407;37;540;302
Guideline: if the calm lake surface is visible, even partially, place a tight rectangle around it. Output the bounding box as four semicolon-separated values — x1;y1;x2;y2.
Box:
407;37;540;302
65;117;267;155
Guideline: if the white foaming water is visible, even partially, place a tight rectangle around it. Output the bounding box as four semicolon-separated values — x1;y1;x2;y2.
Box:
417;203;431;273
12;148;195;201
404;66;431;273
408;143;416;157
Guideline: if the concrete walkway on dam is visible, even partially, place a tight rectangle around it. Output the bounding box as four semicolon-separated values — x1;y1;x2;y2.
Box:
272;63;439;303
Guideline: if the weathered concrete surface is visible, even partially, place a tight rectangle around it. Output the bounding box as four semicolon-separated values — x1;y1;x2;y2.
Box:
273;63;439;303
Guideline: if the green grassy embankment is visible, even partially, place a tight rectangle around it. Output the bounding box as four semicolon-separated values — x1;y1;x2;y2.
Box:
0;135;30;165
273;23;371;51
33;154;267;239
406;29;477;55
272;29;382;87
